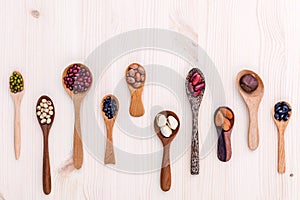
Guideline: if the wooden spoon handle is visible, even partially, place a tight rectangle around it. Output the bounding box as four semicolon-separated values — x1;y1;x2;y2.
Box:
129;89;144;117
73;102;83;169
104;123;115;164
278;133;285;173
13;101;21;160
217;131;232;162
161;145;171;192
42;131;51;195
248;107;259;150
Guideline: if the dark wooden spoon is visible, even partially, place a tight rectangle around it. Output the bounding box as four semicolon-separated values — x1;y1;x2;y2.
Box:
154;110;180;192
185;68;205;175
214;107;235;162
62;63;93;169
101;94;119;164
36;95;55;195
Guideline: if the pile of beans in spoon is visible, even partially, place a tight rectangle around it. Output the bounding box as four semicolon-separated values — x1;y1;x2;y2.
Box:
102;96;118;119
188;71;205;97
63;64;92;94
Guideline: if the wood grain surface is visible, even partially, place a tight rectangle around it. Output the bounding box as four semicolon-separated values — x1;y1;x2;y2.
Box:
0;0;299;200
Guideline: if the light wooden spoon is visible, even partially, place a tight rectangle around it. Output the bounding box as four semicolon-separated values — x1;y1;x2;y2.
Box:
236;69;264;150
36;95;55;195
154;110;180;192
9;71;24;160
101;94;119;164
125;63;146;117
272;101;292;173
62;63;93;169
185;68;205;175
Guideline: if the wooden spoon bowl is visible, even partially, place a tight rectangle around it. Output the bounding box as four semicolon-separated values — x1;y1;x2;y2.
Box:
236;69;264;150
154;110;180;192
9;71;25;160
101;94;119;164
214;107;235;162
272;101;292;173
125;63;146;117
62;63;93;169
36;95;55;195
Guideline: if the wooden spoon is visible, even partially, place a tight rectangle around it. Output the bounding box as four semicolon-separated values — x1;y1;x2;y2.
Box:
101;94;119;164
62;63;93;169
214;107;235;162
9;71;24;160
154;110;180;192
272;101;292;173
125;63;146;117
236;69;264;150
36;95;55;195
185;68;205;175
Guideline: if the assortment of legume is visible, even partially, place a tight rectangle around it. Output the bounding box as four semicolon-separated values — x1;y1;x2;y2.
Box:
215;107;234;131
63;64;92;94
239;73;258;93
9;71;24;93
126;63;145;88
188;71;205;97
102;96;118;119
274;101;291;121
36;98;54;125
155;114;178;137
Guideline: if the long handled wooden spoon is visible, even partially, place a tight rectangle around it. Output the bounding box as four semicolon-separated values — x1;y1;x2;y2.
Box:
272;101;292;173
185;68;205;175
236;69;264;150
9;71;24;160
62;63;93;169
214;107;235;162
125;63;146;117
154;110;180;192
101;94;119;164
36;95;55;195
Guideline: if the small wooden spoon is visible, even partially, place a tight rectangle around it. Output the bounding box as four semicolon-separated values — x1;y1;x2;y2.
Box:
9;71;24;160
214;107;235;162
236;69;264;150
272;101;292;173
36;95;55;195
125;63;146;117
154;110;180;192
62;63;93;169
101;94;119;164
185;68;205;175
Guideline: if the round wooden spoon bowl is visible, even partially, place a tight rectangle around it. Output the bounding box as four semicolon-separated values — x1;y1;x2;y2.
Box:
154;110;180;192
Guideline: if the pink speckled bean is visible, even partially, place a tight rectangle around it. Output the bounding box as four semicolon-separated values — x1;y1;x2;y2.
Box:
192;74;201;86
194;82;205;91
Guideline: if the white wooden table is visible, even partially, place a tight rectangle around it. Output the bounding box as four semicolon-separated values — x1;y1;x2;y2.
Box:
0;0;299;199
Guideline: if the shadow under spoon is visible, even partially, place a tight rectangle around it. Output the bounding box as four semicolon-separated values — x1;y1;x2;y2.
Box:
154;110;180;192
36;95;55;195
101;94;119;164
62;63;93;169
185;68;205;175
